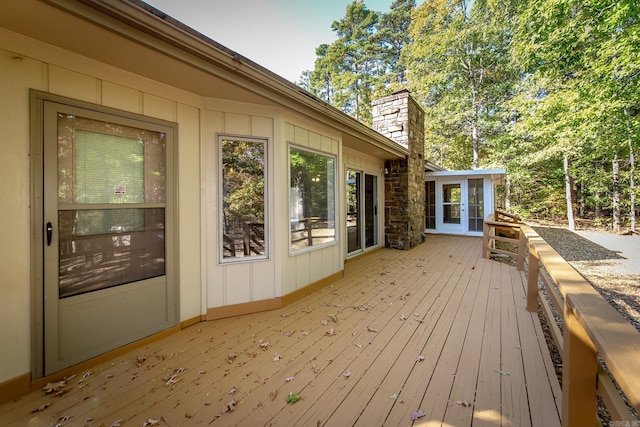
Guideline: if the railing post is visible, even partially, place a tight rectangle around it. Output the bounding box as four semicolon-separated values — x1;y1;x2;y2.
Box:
482;221;489;259
526;240;539;312
562;299;598;427
517;228;525;271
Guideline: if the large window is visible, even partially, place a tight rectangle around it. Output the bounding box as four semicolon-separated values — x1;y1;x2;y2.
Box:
56;114;167;298
289;146;336;252
219;136;267;262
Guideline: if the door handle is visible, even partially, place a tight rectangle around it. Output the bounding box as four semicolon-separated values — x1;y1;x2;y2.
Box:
46;222;53;246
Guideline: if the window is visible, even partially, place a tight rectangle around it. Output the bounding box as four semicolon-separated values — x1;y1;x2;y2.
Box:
289;146;336;252
468;178;484;231
443;183;461;224
425;181;436;229
219;136;267;262
55;113;168;298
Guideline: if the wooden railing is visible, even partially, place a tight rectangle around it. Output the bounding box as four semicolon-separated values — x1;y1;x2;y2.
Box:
483;211;640;426
482;210;526;270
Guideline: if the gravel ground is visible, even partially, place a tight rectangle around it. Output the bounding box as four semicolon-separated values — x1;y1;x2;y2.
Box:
532;226;640;332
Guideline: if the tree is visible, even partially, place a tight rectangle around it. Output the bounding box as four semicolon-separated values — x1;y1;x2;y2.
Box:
403;0;518;169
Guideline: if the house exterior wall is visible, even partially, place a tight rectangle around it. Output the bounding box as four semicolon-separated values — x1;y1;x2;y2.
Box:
0;26;391;389
0;30;204;384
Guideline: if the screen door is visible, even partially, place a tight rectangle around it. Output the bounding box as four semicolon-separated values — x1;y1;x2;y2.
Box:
41;99;177;375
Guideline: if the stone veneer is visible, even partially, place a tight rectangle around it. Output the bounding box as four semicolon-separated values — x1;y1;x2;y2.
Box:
372;90;425;250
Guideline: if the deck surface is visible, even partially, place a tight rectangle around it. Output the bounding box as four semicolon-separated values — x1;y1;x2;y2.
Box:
1;235;561;426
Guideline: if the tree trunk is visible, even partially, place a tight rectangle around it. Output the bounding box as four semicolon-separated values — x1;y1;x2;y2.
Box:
613;154;621;233
630;145;636;233
472;121;479;169
564;154;575;231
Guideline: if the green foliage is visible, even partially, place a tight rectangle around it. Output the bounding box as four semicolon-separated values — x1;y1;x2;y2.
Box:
301;0;638;226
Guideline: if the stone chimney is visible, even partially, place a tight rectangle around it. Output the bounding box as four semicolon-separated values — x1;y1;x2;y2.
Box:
372;90;425;250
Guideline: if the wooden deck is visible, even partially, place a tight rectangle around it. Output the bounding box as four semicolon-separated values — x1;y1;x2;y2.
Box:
1;235;561;426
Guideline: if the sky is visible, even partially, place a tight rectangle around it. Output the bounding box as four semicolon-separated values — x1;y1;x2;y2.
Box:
144;0;394;83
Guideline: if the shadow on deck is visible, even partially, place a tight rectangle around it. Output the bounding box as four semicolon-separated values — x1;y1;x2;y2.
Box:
1;235;561;426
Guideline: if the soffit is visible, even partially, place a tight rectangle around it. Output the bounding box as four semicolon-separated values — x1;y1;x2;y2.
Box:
1;0;407;160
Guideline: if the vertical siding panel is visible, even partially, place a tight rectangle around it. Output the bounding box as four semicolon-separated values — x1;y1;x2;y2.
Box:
294;126;309;147
49;65;97;103
0;50;43;380
225;112;250;135
308;131;321;151
143;93;176;122
102;82;141;114
252;261;275;301
321;135;333;154
205;110;224;308
177;103;202;320
225;263;252;305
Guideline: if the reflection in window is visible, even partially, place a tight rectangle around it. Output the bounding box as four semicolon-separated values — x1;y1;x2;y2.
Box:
443;183;461;224
289;146;336;252
468;178;484;231
220;137;267;261
56;113;167;298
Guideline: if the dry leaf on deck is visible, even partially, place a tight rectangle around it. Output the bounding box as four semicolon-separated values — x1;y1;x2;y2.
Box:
411;410;425;421
328;313;338;323
456;400;472;407
260;341;269;351
285;376;295;382
42;380;66;394
268;390;278;401
111;419;122;427
400;314;407;321
31;403;50;413
136;356;147;367
281;313;290;317
228;386;238;394
142;419;160;427
273;352;282;362
325;328;336;336
367;326;378;333
320;319;328;326
343;370;352;378
222;399;236;413
416;355;425;362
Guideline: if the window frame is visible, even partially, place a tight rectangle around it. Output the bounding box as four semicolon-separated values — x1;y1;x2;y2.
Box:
217;134;269;264
288;143;338;255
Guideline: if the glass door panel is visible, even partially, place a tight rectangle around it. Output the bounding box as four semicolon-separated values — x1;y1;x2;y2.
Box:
468;178;484;232
443;183;461;224
364;174;377;248
347;170;361;253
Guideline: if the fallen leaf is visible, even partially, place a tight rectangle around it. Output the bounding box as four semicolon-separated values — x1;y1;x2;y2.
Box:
273;352;282;362
136;356;147;367
325;328;336;336
456;400;472;407
390;393;399;399
268;390;278;401
42;380;66;394
320;319;328;326
301;330;309;336
281;313;290;317
286;392;301;404
84;418;93;422
311;364;320;374
260;342;269;351
31;403;50;413
283;330;295;337
367;326;378;333
111;419;122;427
411;410;425;421
228;386;238;394
226;353;238;363
222;399;236;413
416;355;425;362
328;313;338;323
105;373;114;379
285;376;295;382
495;370;510;376
142;419;161;427
343;370;352;378
400;314;407;321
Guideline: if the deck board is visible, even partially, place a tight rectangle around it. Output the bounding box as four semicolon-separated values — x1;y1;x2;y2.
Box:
1;235;561;426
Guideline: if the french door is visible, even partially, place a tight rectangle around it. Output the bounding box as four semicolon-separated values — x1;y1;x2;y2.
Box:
38;95;177;375
346;170;378;256
440;181;465;233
